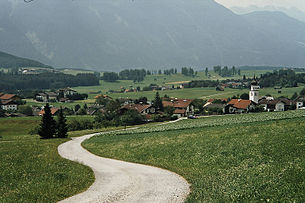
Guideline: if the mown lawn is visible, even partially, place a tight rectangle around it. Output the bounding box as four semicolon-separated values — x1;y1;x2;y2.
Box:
84;112;305;202
0;116;96;203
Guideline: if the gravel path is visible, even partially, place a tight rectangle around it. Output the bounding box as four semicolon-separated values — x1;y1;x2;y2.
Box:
58;129;190;203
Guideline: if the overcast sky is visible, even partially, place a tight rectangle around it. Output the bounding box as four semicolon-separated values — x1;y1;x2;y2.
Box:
215;0;305;12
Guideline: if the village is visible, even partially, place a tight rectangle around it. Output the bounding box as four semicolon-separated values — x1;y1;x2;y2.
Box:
1;79;304;120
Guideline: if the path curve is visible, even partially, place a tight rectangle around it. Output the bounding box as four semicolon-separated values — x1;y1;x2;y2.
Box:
58;127;190;203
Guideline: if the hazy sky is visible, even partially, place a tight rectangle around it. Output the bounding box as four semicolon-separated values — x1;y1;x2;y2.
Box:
215;0;305;12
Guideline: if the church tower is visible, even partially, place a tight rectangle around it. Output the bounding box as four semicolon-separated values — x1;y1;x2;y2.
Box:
249;79;260;103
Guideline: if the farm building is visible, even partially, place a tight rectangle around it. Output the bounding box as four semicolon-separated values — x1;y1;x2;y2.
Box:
162;98;194;118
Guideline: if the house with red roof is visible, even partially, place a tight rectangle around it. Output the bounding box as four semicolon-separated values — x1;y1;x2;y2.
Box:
38;107;60;116
162;98;194;118
0;93;21;111
225;99;256;114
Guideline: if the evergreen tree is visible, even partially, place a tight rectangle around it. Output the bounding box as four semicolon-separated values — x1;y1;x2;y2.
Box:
56;107;68;138
205;67;209;76
153;92;164;111
38;103;56;139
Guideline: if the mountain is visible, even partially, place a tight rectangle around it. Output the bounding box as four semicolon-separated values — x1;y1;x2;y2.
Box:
0;50;51;69
231;5;305;22
1;0;305;71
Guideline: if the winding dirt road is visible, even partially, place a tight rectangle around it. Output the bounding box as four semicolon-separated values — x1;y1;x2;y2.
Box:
58;130;190;203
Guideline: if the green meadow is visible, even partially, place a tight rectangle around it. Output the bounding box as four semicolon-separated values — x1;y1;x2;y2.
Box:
84;111;305;202
0;116;124;202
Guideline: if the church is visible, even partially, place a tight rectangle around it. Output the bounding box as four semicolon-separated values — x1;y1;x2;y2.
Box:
249;79;260;104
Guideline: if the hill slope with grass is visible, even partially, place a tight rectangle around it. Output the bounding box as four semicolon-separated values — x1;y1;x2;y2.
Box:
84;111;305;202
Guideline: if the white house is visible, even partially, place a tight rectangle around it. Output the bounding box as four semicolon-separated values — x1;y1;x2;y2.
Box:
294;96;305;109
1;100;18;111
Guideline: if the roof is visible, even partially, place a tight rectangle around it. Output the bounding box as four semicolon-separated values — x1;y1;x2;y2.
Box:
46;92;58;97
251;79;258;85
59;88;77;92
294;96;305;102
0;94;17;100
207;98;228;103
233;100;252;109
36;93;47;97
162;98;193;108
174;109;186;114
39;108;59;116
0;99;17;105
269;99;291;105
227;99;240;105
121;104;152;113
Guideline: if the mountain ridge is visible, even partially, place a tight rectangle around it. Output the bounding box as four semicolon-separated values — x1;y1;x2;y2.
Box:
0;50;52;69
0;0;305;71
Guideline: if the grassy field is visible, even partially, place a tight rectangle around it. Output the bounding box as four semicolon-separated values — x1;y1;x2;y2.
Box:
84;111;305;202
58;68;95;75
0;115;118;202
25;99;95;109
73;83;305;101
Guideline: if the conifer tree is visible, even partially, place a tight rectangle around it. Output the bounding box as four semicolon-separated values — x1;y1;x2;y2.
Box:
153;92;164;111
56;107;68;138
38;103;56;139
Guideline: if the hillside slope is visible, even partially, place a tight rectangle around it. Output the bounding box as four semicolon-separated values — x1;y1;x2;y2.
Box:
0;51;51;68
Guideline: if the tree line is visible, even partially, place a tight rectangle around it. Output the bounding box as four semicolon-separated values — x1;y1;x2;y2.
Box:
0;72;100;91
259;69;305;88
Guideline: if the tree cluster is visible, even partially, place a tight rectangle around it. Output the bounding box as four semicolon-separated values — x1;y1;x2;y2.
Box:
181;67;195;76
259;69;305;88
185;80;219;88
163;68;177;75
38;104;68;139
119;69;147;82
213;66;240;77
94;100;144;127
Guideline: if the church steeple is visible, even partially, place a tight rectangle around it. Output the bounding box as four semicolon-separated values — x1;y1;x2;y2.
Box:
249;77;259;103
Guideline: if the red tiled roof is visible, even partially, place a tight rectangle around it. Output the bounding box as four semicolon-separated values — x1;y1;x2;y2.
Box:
227;99;239;105
39;108;59;116
162;99;193;108
208;98;228;103
233;100;252;109
121;104;151;113
174;109;186;114
0;94;17;100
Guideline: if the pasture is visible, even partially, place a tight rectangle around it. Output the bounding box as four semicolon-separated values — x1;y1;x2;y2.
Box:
84;111;305;202
0;116;111;202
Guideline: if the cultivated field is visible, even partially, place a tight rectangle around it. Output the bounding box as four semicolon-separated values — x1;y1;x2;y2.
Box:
84;111;305;202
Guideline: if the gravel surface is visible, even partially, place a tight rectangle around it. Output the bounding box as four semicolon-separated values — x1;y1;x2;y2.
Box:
58;129;190;203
